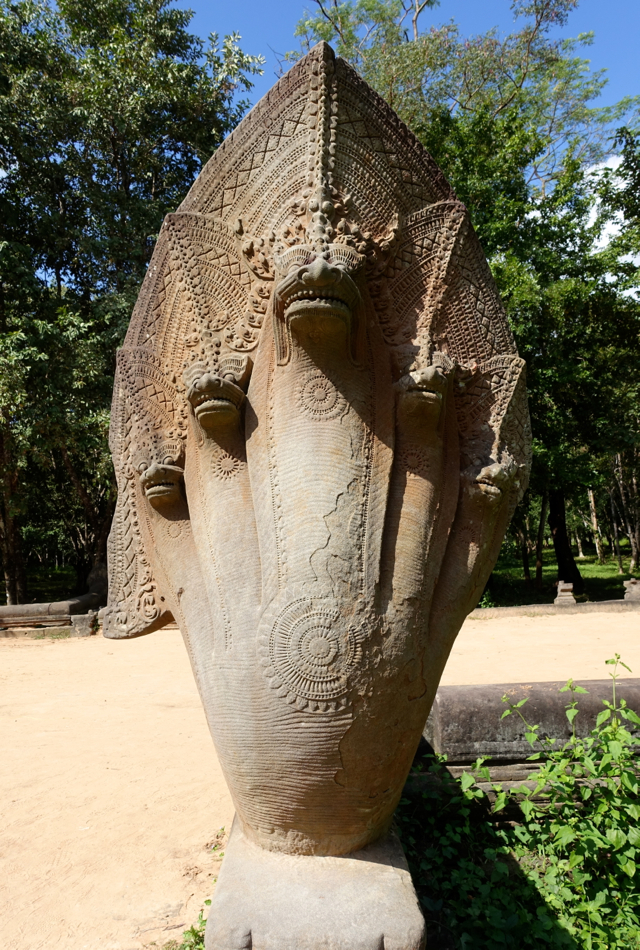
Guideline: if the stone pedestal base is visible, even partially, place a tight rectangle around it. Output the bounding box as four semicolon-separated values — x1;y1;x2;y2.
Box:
205;820;425;950
70;611;97;636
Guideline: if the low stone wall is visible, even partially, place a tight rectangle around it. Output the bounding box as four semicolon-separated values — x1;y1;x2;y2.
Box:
423;678;640;765
0;591;104;629
0;612;98;637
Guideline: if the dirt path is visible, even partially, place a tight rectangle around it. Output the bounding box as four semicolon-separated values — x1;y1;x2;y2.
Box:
443;610;640;685
1;612;638;950
0;631;233;950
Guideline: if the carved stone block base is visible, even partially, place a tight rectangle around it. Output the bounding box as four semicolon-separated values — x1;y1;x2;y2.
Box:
70;611;97;637
205;820;426;950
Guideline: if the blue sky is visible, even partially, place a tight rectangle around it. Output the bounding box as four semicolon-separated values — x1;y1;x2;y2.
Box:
188;0;639;110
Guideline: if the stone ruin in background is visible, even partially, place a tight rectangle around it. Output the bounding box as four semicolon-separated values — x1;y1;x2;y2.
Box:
103;42;531;950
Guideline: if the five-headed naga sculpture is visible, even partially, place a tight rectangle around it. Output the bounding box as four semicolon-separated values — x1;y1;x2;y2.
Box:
104;42;531;950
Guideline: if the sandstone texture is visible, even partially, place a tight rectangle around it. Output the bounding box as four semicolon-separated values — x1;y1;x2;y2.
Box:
104;41;531;950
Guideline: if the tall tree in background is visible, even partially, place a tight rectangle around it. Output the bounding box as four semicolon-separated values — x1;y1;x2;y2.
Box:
0;0;262;601
292;0;640;594
595;127;640;573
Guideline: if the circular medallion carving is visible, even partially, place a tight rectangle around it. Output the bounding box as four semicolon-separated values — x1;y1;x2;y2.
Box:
400;444;429;478
299;371;346;420
213;451;241;481
260;597;360;710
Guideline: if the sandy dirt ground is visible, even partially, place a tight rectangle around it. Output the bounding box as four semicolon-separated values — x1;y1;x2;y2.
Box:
1;611;638;950
0;630;234;950
443;610;640;685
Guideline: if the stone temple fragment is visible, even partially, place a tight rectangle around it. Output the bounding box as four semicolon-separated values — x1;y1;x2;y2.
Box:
104;41;531;950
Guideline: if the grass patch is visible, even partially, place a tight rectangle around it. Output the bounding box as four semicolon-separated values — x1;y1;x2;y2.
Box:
482;546;633;607
0;566;77;607
32;628;71;639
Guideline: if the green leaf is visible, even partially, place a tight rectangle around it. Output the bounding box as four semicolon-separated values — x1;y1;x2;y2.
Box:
519;799;535;820
606;828;627;849
460;772;475;791
554;825;577;848
628;827;640;847
596;709;612;727
608;740;623;760
493;791;507;813
622;859;637;878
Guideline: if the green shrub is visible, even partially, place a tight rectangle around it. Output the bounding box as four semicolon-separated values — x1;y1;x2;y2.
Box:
397;655;640;949
162;902;208;950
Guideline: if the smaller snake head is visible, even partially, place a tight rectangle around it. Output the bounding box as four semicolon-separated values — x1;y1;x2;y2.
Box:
185;356;252;432
395;365;449;438
471;460;517;502
140;462;184;509
187;373;245;430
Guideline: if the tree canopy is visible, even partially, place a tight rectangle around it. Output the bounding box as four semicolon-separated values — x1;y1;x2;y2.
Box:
0;0;262;601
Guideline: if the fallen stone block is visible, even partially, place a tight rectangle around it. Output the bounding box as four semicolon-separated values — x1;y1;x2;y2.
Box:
423;679;640;765
624;577;640;601
70;611;98;637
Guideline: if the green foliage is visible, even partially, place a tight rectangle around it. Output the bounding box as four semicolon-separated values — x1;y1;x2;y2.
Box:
492;161;640;493
487;538;632;607
0;0;262;597
398;656;640;948
598;127;640;280
167;900;209;950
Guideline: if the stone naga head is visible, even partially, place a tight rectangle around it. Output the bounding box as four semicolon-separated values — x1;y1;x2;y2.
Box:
104;41;530;872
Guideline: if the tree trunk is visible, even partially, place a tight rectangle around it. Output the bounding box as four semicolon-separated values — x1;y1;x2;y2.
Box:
517;528;532;584
615;455;638;573
548;489;585;595
610;493;625;574
587;488;605;563
0;428;27;604
574;531;585;558
535;491;548;590
633;458;640;567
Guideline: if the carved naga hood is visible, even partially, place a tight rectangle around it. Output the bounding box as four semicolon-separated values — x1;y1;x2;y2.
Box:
104;42;530;854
